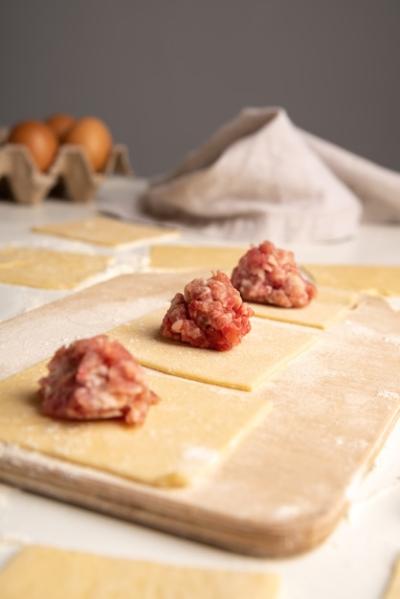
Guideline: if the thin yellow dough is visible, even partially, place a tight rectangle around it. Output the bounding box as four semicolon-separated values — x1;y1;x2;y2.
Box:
33;216;179;248
149;245;400;297
0;545;280;599
0;362;269;487
150;244;246;270
112;309;316;391
384;556;400;599
250;287;359;330
0;246;110;290
304;264;400;297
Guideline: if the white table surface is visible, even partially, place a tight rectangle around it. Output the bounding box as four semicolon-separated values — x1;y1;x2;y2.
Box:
0;191;399;599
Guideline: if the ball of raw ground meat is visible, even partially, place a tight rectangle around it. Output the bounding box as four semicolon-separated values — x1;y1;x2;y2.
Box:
231;241;317;308
39;335;158;425
161;271;253;351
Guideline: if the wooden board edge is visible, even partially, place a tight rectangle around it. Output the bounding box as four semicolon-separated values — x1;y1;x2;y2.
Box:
0;444;348;558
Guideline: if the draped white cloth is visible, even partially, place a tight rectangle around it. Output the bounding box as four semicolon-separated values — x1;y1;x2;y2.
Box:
102;107;400;243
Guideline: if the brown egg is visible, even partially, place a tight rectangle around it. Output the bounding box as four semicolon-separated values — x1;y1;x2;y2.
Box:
64;117;112;172
46;113;76;141
8;121;58;172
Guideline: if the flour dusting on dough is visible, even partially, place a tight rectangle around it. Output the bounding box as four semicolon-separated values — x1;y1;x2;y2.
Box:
344;322;377;340
383;334;400;349
183;446;220;464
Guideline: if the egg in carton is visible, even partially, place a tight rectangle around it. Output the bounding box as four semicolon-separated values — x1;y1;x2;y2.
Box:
0;127;133;205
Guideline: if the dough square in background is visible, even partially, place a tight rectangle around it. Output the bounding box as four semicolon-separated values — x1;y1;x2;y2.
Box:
0;246;110;290
112;308;317;391
250;287;359;330
304;264;400;296
0;361;270;487
0;545;280;599
149;244;246;270
149;245;400;298
32;216;179;248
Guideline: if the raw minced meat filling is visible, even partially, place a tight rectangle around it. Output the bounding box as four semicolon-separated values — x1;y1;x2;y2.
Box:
231;241;317;308
161;271;253;351
39;335;158;425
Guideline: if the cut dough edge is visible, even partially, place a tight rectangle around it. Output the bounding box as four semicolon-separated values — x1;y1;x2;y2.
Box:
0;545;280;599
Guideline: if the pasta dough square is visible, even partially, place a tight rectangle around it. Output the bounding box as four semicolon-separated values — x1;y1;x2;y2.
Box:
0;545;280;599
0;362;269;487
250;287;359;330
0;246;110;290
112;309;316;391
150;244;246;270
304;264;400;297
33;216;179;248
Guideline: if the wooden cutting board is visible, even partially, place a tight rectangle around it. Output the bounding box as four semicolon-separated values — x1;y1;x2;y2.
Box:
0;272;399;557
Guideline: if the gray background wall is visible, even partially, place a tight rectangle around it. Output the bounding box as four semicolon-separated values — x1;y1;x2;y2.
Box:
0;1;399;177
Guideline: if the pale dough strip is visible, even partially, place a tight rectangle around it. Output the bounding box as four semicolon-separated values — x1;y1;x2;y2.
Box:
149;244;246;270
0;545;280;599
0;246;110;290
0;545;279;599
33;216;179;248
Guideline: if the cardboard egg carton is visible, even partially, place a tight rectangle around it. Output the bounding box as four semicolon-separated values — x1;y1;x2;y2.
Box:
0;128;133;204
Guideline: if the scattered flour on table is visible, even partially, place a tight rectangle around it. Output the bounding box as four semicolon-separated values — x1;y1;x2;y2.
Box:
0;484;11;510
346;420;400;524
1;533;32;545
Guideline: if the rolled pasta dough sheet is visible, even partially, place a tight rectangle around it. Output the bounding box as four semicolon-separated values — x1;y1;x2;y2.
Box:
112;309;316;391
0;545;280;599
149;246;400;298
0;362;269;487
0;246;110;290
250;287;359;330
149;244;246;270
33;216;179;248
